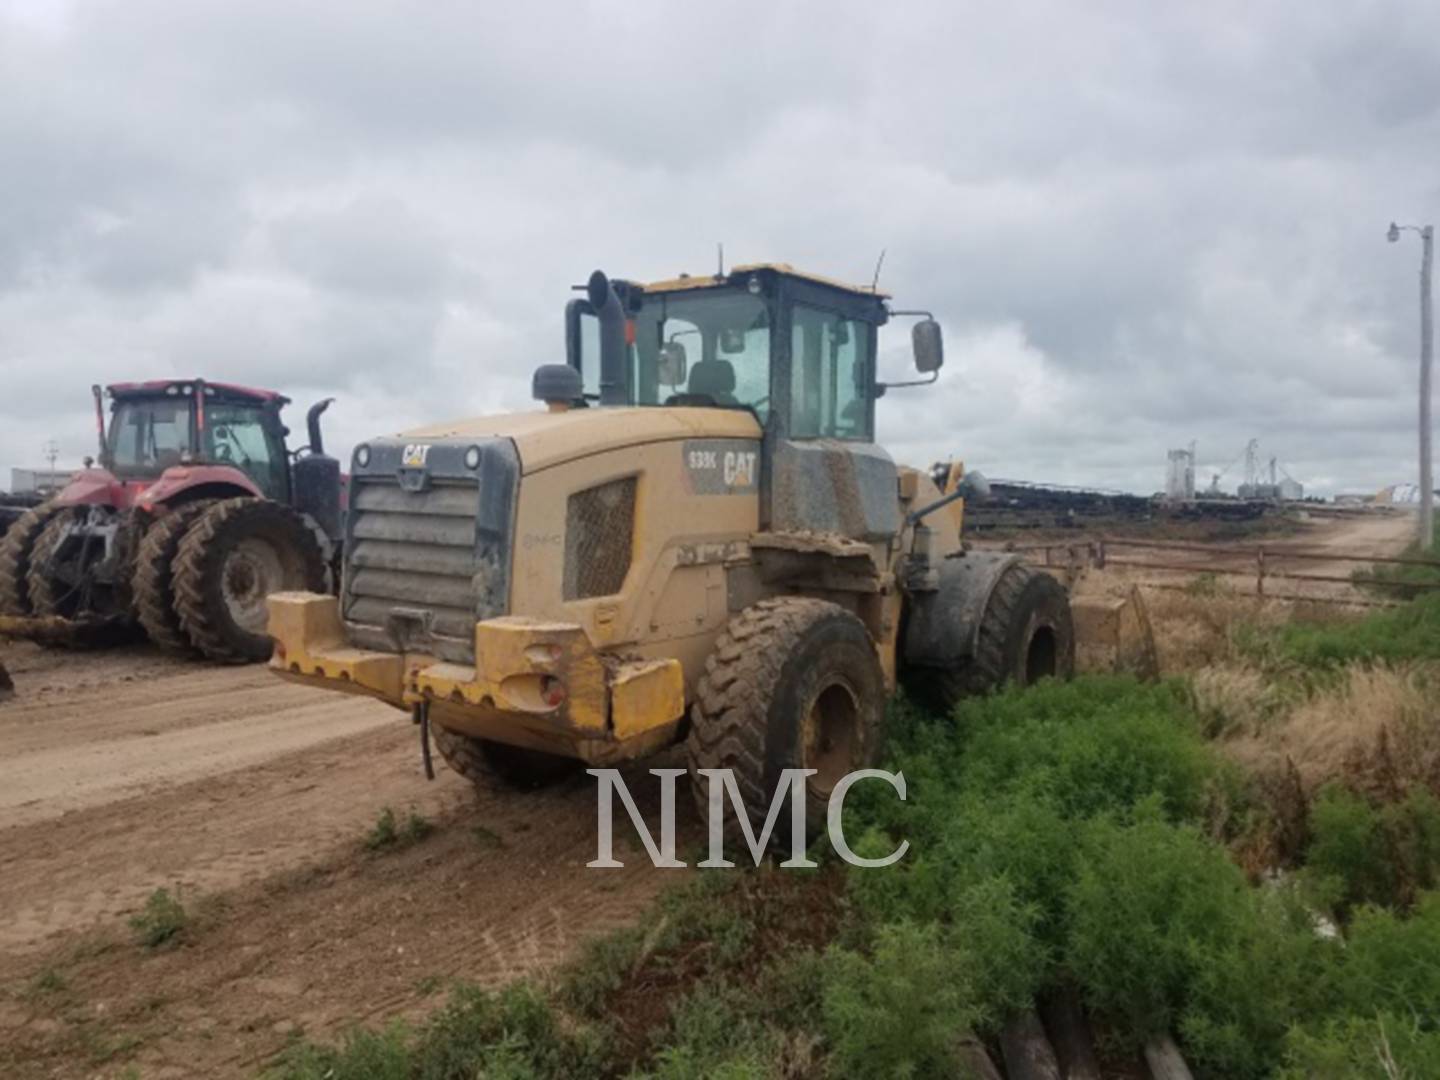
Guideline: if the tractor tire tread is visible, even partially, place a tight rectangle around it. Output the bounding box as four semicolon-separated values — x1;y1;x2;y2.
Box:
172;497;326;664
133;501;217;653
0;503;61;615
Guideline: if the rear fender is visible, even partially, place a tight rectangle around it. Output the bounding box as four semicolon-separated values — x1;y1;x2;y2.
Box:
137;466;261;511
903;551;1021;667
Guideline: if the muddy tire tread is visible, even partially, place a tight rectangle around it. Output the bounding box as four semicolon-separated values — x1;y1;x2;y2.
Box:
686;596;868;825
0;504;60;615
133;501;217;653
172;497;326;664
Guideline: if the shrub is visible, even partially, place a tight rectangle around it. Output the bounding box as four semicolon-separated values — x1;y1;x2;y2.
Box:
820;921;978;1079
1304;785;1397;913
1281;1012;1440;1079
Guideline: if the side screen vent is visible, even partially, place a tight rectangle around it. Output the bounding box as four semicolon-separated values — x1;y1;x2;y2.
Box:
564;477;636;600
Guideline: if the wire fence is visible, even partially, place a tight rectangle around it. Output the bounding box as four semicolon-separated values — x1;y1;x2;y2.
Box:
998;536;1440;608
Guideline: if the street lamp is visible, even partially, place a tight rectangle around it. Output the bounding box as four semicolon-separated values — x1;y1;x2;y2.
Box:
1389;221;1435;547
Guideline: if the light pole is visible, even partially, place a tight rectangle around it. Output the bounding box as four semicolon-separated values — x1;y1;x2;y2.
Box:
1389;221;1435;548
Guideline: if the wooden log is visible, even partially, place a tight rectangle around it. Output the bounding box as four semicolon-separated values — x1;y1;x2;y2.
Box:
1001;1008;1063;1080
1143;1033;1195;1080
1038;991;1101;1080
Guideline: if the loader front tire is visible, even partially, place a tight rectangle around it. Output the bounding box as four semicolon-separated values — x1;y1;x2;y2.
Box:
921;563;1075;710
0;503;61;615
685;598;886;844
172;498;327;663
430;725;578;790
133;501;217;654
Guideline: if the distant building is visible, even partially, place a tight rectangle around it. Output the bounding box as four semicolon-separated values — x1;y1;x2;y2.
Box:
1164;448;1195;500
9;467;80;495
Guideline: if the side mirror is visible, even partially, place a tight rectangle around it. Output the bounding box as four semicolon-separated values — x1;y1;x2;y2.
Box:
913;319;944;373
658;342;688;386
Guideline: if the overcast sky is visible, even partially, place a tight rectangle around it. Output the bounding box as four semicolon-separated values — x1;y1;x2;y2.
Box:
2;0;1438;496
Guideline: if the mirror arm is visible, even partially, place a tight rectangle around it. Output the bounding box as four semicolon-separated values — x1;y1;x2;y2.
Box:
875;370;940;392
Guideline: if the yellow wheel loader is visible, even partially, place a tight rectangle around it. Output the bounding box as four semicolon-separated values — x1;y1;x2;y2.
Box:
268;264;1145;823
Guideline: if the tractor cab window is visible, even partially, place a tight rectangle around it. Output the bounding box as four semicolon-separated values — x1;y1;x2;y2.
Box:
205;405;288;499
108;398;193;474
631;291;772;420
789;305;872;440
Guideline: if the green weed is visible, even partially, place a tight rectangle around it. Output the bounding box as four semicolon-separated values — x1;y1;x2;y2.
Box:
365;807;434;852
129;887;187;950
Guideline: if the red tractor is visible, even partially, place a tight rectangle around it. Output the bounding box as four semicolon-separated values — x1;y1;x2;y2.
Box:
0;379;343;662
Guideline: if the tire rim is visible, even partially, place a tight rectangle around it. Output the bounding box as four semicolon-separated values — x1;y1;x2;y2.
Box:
801;677;860;799
222;537;286;633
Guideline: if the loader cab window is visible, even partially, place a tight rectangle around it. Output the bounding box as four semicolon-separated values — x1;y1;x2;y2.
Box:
204;404;288;500
789;305;873;440
107;398;193;474
632;291;772;420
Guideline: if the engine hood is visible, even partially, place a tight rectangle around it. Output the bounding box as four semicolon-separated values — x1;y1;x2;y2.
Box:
394;407;762;475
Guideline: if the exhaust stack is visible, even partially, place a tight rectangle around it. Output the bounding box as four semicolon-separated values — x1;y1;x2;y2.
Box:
587;270;629;407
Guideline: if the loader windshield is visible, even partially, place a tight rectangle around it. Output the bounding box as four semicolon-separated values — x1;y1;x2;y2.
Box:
107;397;193;475
628;291;772;419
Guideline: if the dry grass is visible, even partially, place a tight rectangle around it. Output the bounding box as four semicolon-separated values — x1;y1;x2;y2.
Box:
1217;663;1440;802
1072;568;1323;675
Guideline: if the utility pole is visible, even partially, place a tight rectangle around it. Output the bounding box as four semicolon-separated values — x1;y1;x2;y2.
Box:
42;439;59;493
1389;222;1435;547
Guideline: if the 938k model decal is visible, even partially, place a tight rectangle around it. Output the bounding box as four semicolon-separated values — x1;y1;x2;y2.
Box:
683;439;760;495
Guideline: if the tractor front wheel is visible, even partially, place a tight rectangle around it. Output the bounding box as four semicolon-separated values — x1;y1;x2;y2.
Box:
171;498;327;663
685;597;886;845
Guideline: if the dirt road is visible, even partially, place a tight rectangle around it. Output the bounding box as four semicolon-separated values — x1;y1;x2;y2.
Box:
0;643;686;1078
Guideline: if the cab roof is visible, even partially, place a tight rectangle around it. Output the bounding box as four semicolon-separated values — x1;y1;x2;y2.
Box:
640;262;892;300
107;380;288;406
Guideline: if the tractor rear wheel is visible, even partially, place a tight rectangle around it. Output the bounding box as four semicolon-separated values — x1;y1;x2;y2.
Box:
430;725;578;790
26;508;89;619
922;563;1075;711
0;503;61;615
685;597;886;844
172;498;327;663
133;500;217;654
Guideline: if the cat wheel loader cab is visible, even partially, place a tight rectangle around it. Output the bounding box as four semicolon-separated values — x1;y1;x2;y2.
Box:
268;263;1087;822
0;379;341;661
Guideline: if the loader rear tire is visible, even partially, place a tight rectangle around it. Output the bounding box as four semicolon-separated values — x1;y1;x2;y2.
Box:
921;563;1075;711
133;501;217;654
172;498;327;663
0;503;61;615
685;597;886;844
430;725;578;790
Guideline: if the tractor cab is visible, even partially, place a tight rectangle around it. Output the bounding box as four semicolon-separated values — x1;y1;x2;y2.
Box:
562;264;942;442
558;264;944;542
102;380;292;502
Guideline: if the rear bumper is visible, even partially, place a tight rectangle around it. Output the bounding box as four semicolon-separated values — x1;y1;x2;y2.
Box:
266;592;686;764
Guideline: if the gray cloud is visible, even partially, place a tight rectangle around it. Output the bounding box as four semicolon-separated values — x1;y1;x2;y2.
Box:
1;0;1438;498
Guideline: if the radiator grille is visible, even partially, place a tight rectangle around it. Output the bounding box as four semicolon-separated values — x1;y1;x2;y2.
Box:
563;477;636;600
344;478;488;661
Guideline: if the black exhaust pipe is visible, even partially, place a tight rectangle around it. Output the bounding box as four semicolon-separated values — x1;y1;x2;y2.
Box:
586;270;628;406
306;398;334;455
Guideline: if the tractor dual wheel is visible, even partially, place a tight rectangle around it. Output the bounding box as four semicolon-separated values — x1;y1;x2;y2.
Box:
132;500;218;654
24;507;144;634
0;503;61;615
430;724;579;790
172;497;327;663
920;563;1075;712
685;597;886;843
